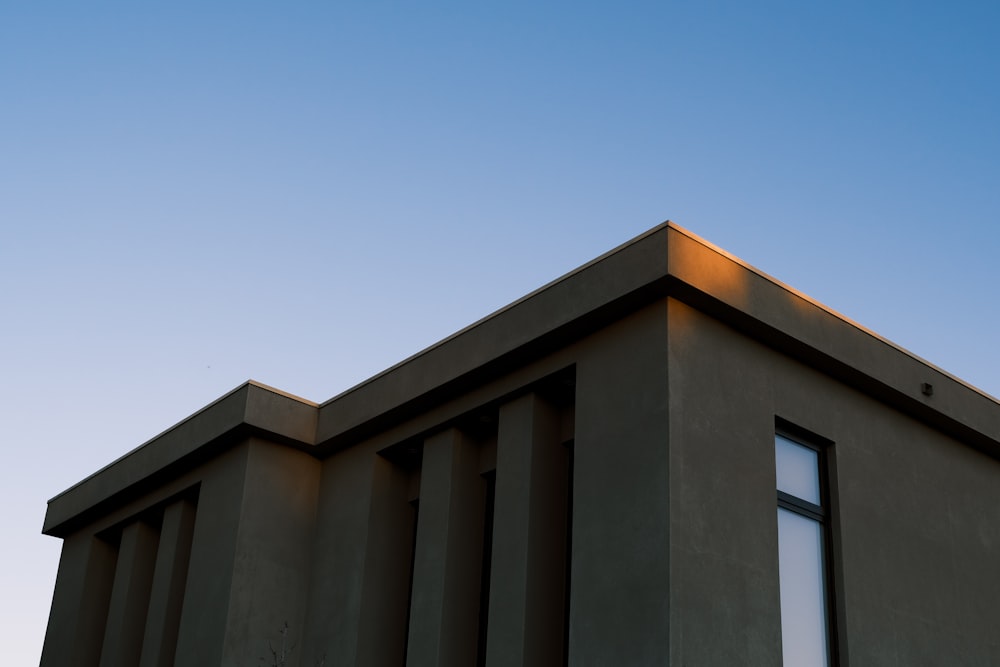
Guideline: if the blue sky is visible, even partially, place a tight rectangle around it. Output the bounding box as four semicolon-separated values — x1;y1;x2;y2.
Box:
3;2;999;662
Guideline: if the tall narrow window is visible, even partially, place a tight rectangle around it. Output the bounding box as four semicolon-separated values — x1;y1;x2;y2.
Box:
775;430;834;667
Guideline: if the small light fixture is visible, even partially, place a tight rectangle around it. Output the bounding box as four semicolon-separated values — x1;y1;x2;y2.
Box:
921;382;934;397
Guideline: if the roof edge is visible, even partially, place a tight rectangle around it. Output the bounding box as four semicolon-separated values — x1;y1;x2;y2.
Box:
43;380;318;534
45;221;1000;534
667;223;999;405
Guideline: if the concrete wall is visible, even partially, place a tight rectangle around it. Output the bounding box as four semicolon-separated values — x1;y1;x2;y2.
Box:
301;440;417;666
667;297;1000;665
212;439;320;667
41;438;322;667
569;303;671;666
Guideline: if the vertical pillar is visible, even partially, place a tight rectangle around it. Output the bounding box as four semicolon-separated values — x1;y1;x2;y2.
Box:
301;445;374;665
99;520;160;667
356;457;419;666
172;446;249;667
486;393;568;667
406;428;486;667
40;533;118;667
569;305;671;665
174;440;321;667
302;446;416;667
220;440;321;667
140;498;197;667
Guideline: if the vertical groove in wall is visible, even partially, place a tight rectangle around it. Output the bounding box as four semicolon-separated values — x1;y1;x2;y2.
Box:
355;456;419;667
139;494;198;667
406;427;487;667
401;498;419;667
98;517;161;667
562;438;574;667
69;533;120;667
475;471;496;667
485;391;571;667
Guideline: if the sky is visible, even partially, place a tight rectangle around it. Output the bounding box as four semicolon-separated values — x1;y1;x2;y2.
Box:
2;1;999;663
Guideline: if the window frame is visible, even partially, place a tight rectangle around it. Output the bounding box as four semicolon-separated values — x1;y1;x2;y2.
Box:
774;420;840;667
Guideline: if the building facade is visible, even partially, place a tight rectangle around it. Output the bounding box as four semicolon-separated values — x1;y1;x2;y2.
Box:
41;223;1000;666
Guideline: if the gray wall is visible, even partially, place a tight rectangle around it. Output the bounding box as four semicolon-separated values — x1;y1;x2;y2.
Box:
667;297;1000;665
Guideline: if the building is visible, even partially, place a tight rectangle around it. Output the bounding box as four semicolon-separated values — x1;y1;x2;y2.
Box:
40;223;1000;667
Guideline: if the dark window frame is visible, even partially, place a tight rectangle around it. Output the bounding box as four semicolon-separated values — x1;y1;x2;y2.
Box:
774;419;840;667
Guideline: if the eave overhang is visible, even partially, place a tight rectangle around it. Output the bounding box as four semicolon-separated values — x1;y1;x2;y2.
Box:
43;381;318;536
43;222;1000;537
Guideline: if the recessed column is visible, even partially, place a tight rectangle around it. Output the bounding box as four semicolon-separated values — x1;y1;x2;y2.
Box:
99;520;160;667
486;392;568;667
303;446;416;667
406;428;486;667
40;533;118;667
356;457;419;666
139;498;197;667
172;446;249;667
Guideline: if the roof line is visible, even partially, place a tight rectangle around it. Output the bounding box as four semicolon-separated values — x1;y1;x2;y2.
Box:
667;222;999;406
317;221;673;408
46;380;317;504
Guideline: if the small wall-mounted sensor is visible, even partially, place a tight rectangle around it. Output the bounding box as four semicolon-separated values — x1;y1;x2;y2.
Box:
921;382;934;397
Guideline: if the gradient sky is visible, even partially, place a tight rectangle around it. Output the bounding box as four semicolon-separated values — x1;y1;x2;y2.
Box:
3;2;999;662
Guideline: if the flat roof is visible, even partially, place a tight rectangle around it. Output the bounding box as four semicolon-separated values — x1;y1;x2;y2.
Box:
43;222;1000;536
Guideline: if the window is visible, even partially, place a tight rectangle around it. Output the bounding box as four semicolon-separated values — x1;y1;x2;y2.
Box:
775;429;835;667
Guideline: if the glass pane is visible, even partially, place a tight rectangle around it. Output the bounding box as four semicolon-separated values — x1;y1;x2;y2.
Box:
775;435;821;505
778;508;829;667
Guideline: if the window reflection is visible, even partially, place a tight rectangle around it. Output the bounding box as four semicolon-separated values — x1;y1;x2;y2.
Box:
778;508;829;667
775;434;820;505
775;432;832;667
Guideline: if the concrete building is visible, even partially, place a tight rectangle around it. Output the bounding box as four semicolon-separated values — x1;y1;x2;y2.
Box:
41;223;1000;667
